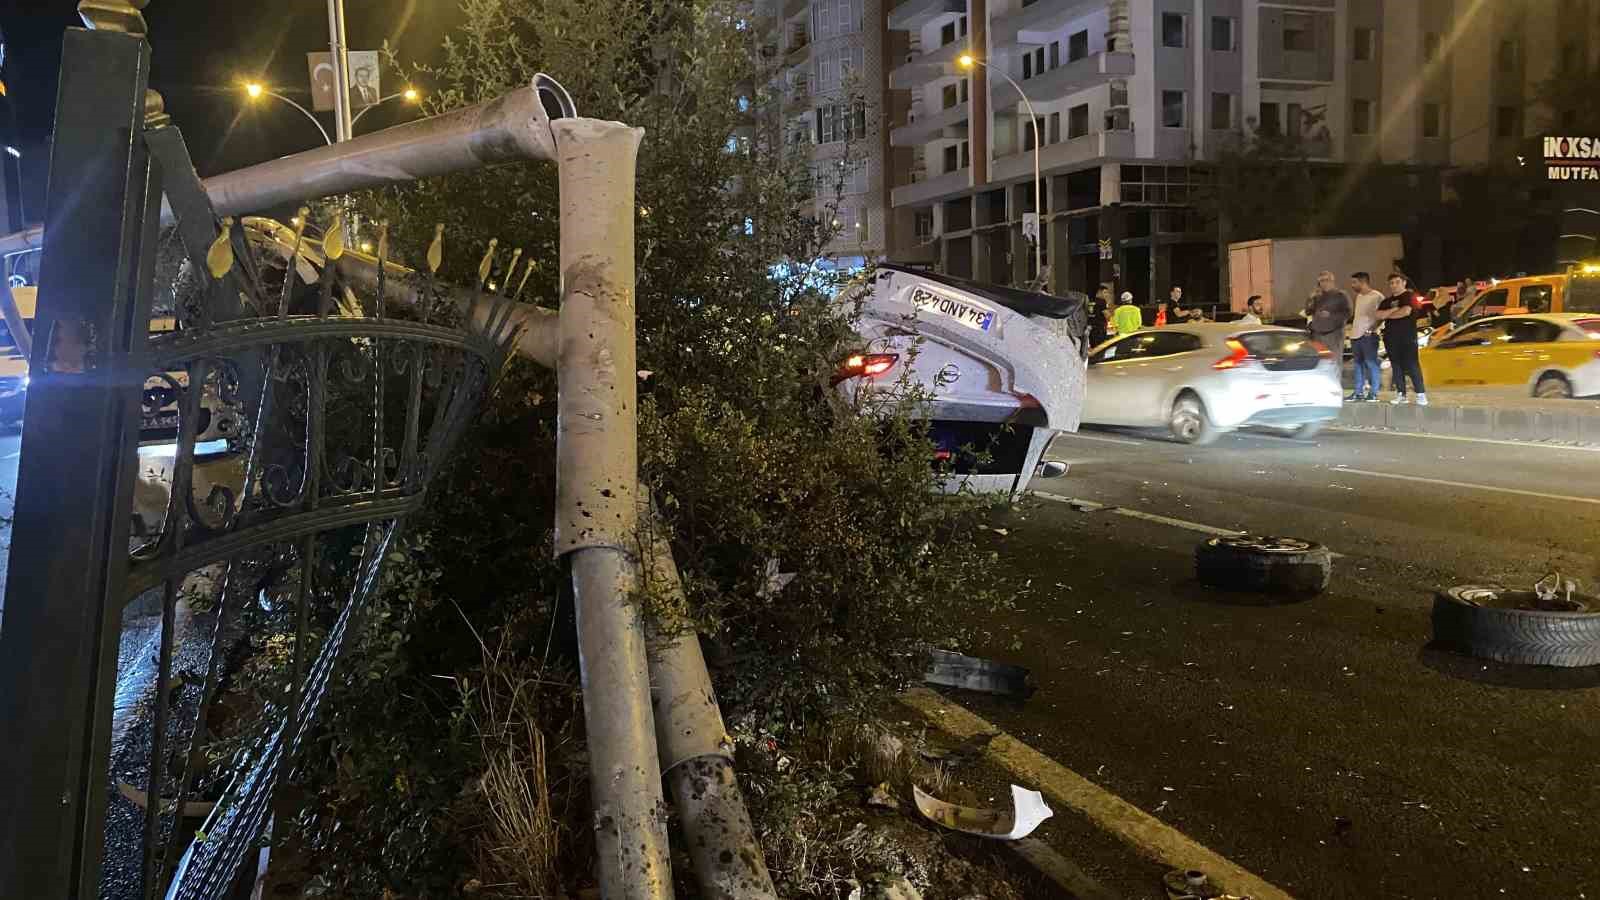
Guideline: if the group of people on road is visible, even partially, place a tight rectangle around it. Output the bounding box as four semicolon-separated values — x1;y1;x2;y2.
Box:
1307;270;1429;406
1090;284;1208;345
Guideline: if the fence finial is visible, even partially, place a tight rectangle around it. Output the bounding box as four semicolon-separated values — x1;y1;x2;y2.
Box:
324;211;346;261
477;238;499;289
78;0;148;34
206;218;235;279
427;224;445;274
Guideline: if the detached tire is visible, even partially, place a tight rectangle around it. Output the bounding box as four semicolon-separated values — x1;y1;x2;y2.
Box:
1432;585;1600;667
1195;535;1332;595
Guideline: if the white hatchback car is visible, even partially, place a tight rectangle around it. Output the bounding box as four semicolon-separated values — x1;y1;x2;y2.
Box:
1083;324;1343;444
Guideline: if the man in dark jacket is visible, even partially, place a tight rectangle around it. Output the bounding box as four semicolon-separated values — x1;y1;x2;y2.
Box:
1303;270;1351;353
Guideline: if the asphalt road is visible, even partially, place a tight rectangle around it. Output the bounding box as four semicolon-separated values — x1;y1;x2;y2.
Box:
955;424;1600;899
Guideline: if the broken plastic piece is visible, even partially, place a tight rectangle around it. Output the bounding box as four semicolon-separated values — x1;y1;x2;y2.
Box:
923;648;1035;698
912;783;1053;840
1162;868;1250;900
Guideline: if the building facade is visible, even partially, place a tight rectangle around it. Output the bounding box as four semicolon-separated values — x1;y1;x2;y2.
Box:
861;0;1599;303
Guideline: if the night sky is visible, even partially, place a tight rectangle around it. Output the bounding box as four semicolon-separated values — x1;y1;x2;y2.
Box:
0;0;467;224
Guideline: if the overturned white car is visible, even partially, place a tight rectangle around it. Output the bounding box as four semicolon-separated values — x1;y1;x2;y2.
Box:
836;265;1090;494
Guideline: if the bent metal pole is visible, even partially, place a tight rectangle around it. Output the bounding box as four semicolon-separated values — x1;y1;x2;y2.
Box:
641;497;779;900
550;118;672;899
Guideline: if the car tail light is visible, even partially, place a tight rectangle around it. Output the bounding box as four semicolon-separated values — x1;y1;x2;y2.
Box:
1212;339;1251;370
833;352;899;384
1310;340;1334;359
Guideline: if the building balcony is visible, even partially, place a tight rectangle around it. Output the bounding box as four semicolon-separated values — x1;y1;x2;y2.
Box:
991;0;1103;51
990;128;1135;183
890;101;970;147
888;0;965;31
891;166;971;207
991;52;1134;108
889;39;966;90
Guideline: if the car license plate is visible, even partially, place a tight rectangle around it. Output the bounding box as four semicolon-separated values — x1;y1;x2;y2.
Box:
909;287;995;332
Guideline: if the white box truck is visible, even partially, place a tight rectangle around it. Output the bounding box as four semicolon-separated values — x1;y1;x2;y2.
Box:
1228;235;1404;318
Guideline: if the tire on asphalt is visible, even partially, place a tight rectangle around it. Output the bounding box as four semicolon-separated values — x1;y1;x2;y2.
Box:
1431;585;1600;667
1194;535;1332;595
1169;392;1219;446
1533;372;1573;400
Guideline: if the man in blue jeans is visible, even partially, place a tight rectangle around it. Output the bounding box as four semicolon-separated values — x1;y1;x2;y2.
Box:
1346;272;1384;401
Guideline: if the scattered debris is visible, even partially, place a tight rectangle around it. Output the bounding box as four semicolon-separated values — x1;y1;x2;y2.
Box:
912;784;1053;840
922;649;1036;698
757;558;797;599
866;782;898;810
849;874;923;900
917;731;996;766
1162;868;1251;900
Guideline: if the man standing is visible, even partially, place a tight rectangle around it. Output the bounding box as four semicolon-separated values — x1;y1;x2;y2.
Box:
1238;295;1265;324
1167;286;1195;323
1090;283;1114;344
1378;272;1427;405
1113;291;1144;336
1347;272;1385;401
1304;270;1351;358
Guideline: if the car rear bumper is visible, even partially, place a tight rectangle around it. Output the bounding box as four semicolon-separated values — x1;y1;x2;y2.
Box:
1242;405;1341;427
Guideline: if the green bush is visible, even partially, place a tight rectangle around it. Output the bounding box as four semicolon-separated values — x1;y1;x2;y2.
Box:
283;0;1004;893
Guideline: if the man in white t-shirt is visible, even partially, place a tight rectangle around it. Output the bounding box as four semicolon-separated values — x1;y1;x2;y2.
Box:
1346;271;1385;401
1237;295;1265;324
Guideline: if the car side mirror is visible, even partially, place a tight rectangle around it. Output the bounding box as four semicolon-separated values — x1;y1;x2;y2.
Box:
1035;460;1069;479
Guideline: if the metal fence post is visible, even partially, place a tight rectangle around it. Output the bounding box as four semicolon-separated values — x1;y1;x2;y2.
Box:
551;118;671;900
0;25;161;898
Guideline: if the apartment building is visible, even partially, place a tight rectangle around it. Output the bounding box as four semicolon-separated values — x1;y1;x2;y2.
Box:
761;0;895;266
874;0;1600;302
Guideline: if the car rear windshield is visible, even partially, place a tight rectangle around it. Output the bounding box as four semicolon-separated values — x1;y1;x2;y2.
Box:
1235;331;1321;358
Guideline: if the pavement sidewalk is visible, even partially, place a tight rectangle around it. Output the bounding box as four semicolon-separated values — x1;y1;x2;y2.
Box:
1336;389;1600;444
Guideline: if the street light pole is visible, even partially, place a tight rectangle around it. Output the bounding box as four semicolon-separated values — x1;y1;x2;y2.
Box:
326;0;353;142
960;54;1043;286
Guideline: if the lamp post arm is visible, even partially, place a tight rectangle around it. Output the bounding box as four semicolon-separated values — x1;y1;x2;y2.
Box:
263;90;334;146
976;61;1045;283
350;92;411;129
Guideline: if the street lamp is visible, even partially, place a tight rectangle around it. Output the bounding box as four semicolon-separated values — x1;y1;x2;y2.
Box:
243;82;334;146
349;87;422;128
959;52;1044;286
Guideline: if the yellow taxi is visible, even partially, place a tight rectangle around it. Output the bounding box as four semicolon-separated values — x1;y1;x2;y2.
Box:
1419;313;1600;398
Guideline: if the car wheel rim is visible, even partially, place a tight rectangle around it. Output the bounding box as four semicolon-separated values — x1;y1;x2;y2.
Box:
1172;402;1201;440
1536;378;1570;399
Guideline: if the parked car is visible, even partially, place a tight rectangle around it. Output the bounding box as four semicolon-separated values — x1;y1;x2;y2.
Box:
1419;313;1600;398
837;265;1090;494
1081;324;1343;444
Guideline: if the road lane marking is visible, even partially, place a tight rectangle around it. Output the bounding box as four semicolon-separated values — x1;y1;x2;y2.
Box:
1111;507;1245;538
1333;467;1600;506
898;688;1296;900
1327;426;1600;453
1031;492;1345;557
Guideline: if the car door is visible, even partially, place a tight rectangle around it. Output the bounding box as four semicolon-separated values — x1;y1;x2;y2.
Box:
1501;318;1568;385
1085;331;1203;425
1084;334;1150;425
1422;320;1510;386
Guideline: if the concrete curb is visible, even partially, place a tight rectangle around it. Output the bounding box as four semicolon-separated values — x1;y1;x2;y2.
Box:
1336;399;1600;445
897;688;1296;900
